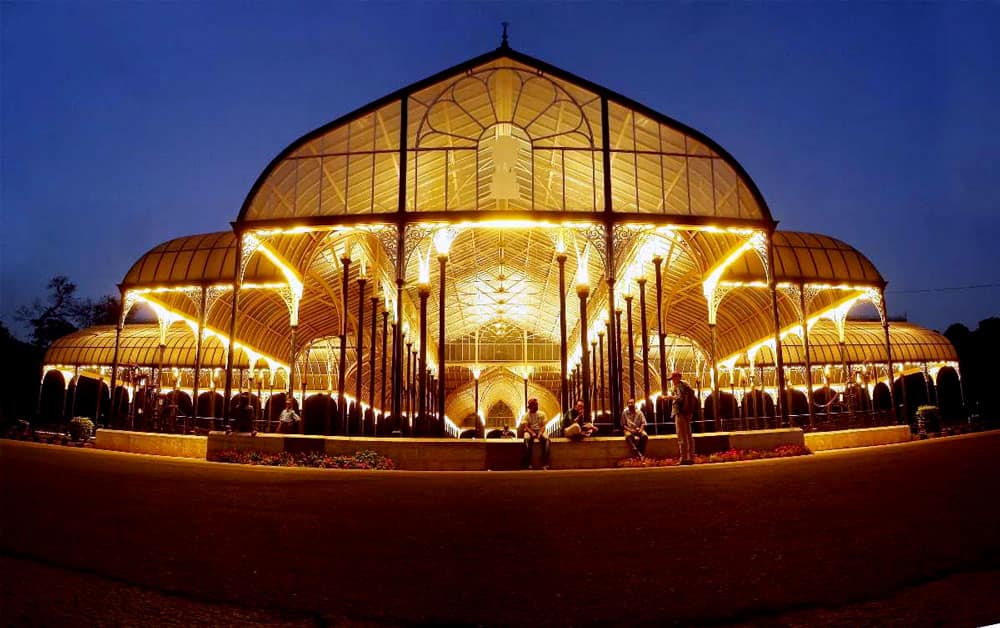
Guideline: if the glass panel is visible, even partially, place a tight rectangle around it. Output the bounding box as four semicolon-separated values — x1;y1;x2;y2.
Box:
737;181;759;219
320;155;348;215
607;102;635;151
687;157;714;216
373;101;401;152
610;151;637;211
687;137;714;157
713;159;739;218
295;158;322;218
447;148;478;210
662;155;690;214
635;153;663;213
633;112;660;153
346;154;374;214
372;153;399;213
349;113;375;153
563;150;598;211
415;151;446;210
532;148;564;210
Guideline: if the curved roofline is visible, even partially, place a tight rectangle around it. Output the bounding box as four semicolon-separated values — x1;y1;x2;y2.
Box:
774;230;886;288
236;45;775;226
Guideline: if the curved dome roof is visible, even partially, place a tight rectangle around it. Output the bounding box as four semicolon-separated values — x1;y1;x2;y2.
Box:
238;46;773;226
122;232;286;289
724;231;885;287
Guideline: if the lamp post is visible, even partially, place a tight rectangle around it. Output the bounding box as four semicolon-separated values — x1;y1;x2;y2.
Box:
417;280;430;433
338;243;352;434
598;326;606;422
637;276;651;423
624;287;636;402
473;367;481;437
653;253;668;422
355;262;367;435
591;338;599;419
405;337;412;431
577;275;592;425
434;229;455;437
369;295;379;413
556;245;569;416
381;297;389;418
614;302;624;428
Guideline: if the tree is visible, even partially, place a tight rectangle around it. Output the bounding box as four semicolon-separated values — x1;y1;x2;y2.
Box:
14;277;126;349
0;321;44;424
15;276;84;348
77;294;122;328
944;317;1000;426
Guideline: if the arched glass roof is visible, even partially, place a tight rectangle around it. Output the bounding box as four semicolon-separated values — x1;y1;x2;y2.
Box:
747;321;957;367
122;232;286;288
239;47;771;225
44;325;254;370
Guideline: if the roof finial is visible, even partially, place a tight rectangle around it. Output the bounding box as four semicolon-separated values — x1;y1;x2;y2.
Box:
500;22;509;49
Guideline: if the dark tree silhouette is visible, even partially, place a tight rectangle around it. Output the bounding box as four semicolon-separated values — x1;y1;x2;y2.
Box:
945;317;1000;426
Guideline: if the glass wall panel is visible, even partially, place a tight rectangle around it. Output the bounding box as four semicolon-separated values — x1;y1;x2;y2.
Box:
320;155;348;215
295;158;322;217
346;154;375;214
662;155;690;214
713;160;739;217
687;157;714;216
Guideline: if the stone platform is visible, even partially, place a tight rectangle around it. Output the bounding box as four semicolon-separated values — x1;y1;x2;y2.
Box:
94;425;911;470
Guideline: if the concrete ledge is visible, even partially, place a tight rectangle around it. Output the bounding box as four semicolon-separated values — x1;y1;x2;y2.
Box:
201;428;808;470
729;428;805;451
96;430;207;459
805;425;912;451
206;432;286;459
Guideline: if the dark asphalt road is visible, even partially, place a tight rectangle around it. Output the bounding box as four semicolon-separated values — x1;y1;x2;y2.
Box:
2;434;999;626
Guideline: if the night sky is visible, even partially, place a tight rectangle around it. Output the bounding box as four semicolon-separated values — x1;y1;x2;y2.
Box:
2;2;998;336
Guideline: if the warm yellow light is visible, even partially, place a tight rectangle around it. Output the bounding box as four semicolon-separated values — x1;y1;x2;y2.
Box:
433;227;457;257
621;268;633;298
555;230;566;255
575;243;590;289
417;247;431;286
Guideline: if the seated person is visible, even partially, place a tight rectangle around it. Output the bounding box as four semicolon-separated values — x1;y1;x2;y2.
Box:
563;399;598;440
500;425;515;439
277;399;300;433
621;397;648;458
518;398;550;469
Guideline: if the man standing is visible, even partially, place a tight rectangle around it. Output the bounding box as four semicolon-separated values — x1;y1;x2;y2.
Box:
670;371;696;465
621;397;647;458
518;398;550;469
277;398;300;433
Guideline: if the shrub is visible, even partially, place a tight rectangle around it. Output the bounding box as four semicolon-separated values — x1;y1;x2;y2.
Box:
211;448;395;470
915;405;941;434
617;444;811;468
68;417;95;442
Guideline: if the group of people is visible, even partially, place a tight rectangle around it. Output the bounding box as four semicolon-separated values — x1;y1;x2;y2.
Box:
516;371;697;469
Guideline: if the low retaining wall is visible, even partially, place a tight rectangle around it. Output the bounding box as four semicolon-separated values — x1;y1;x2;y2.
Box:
206;428;805;470
95;430;207;459
804;425;912;451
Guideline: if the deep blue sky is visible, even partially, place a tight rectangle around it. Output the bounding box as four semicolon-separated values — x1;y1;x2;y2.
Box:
2;2;998;336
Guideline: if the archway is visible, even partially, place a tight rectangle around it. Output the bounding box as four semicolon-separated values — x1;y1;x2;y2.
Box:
486;400;516;431
935;366;963;423
741;390;775;429
38;370;67;424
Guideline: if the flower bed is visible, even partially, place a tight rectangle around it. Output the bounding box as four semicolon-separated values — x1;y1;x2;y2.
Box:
617;444;811;468
211;449;395;470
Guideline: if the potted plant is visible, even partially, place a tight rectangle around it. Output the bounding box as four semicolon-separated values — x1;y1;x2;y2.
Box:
68;417;95;443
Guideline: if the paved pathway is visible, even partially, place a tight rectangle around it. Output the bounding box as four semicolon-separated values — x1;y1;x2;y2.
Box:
2;433;999;626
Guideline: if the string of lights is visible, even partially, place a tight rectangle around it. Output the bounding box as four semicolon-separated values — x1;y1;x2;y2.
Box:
887;283;1000;295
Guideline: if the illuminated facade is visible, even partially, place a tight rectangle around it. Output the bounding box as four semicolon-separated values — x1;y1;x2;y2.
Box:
43;42;960;436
